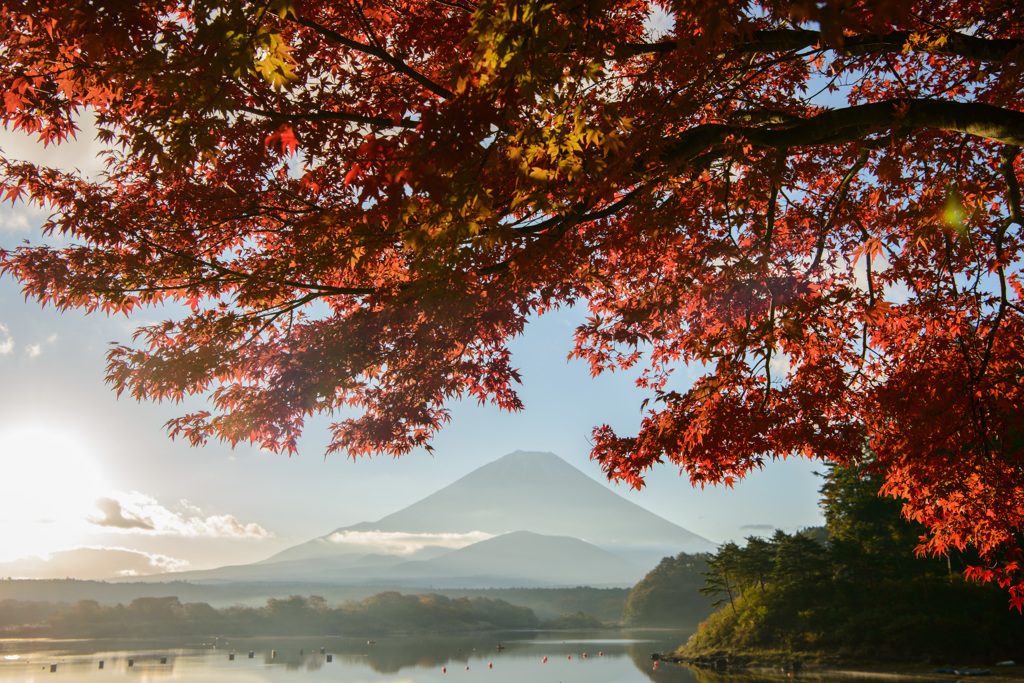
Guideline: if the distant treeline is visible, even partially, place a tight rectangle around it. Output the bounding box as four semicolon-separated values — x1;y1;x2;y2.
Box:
0;592;560;637
0;581;628;621
621;552;716;627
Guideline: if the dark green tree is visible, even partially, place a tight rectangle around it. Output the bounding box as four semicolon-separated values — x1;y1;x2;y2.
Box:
820;461;948;582
700;542;744;613
771;530;829;587
738;536;776;594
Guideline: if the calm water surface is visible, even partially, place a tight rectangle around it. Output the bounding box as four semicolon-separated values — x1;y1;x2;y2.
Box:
0;630;717;683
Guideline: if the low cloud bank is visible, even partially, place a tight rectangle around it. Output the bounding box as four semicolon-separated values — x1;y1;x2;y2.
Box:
326;530;494;555
0;546;188;580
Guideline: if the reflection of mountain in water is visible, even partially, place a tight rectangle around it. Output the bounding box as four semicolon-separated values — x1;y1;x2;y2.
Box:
1;631;700;679
243;631;699;676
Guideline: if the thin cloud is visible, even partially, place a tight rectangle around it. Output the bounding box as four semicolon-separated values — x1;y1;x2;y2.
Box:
326;530;493;555
0;110;107;179
740;524;776;531
0;546;189;580
0;324;13;355
0;205;32;234
89;492;271;539
187;514;271;539
769;351;792;382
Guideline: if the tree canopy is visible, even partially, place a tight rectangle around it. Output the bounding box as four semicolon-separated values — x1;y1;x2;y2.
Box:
623;551;714;625
1;1;1022;603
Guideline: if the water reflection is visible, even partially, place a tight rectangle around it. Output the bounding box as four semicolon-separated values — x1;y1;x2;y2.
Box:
0;629;701;681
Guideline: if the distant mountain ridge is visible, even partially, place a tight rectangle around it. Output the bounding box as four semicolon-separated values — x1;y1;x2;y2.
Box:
139;451;714;587
384;531;647;587
269;451;711;563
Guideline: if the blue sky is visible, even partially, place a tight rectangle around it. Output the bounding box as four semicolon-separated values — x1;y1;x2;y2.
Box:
0;112;825;581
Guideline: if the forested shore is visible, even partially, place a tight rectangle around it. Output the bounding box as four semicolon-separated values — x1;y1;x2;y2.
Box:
670;463;1024;664
0;580;628;622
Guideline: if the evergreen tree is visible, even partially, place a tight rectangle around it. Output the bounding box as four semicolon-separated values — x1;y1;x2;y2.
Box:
738;536;775;594
771;530;829;587
819;461;947;582
700;542;744;613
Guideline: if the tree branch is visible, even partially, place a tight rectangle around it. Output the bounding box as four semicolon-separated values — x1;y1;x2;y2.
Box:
291;15;454;100
978;145;1022;381
619;29;1024;64
236;103;417;128
127;230;379;298
806;148;872;274
1002;145;1023;226
663;99;1024;167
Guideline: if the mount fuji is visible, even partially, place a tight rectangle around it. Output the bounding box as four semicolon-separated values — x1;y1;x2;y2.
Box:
151;451;714;588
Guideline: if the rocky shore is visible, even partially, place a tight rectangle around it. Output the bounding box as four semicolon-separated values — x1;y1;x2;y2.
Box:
650;651;1024;682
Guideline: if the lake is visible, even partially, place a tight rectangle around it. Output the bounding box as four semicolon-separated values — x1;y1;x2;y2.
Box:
0;629;712;682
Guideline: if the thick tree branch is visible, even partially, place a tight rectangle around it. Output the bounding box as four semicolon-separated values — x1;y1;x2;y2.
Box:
620;29;1024;63
479;186;646;276
663;99;1024;166
507;185;644;237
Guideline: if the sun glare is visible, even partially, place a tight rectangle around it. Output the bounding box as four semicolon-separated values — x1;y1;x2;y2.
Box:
0;424;109;562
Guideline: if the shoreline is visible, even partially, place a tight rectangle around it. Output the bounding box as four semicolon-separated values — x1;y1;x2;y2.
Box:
785;664;1023;683
657;652;1024;682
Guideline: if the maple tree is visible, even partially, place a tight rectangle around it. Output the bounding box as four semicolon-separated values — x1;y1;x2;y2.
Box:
1;0;1023;604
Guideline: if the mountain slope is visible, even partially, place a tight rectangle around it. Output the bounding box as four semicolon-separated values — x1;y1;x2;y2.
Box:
139;531;646;587
266;451;712;566
382;531;647;587
150;451;714;587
